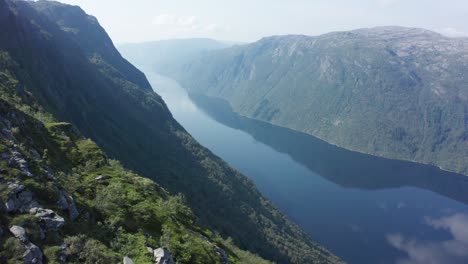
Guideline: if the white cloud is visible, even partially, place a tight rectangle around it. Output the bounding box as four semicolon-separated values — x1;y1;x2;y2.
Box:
151;13;230;36
387;214;468;264
152;14;198;27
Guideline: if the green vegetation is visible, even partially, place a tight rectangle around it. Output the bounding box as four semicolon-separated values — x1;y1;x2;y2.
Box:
0;90;268;263
155;27;468;176
0;0;343;263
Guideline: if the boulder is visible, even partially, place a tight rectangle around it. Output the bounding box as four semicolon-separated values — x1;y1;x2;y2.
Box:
10;191;40;213
153;248;175;264
10;225;28;242
94;175;109;181
4;186;41;215
7;182;25;194
31;208;65;229
23;242;43;264
123;256;135;264
57;192;79;220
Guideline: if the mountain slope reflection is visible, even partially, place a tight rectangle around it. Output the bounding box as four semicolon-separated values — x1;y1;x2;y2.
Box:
189;93;468;205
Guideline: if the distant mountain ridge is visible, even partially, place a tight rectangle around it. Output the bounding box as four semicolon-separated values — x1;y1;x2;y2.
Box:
118;38;230;72
154;26;468;175
0;0;342;263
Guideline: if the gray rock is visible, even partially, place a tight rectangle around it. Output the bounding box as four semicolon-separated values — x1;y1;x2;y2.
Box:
154;248;175;264
23;242;43;264
9;151;33;177
67;195;79;221
10;225;28;243
123;256;135;264
214;245;230;264
94;175;109;181
57;192;79;220
4;186;38;213
17;191;34;206
38;227;45;241
59;243;69;262
10;191;40;213
31;208;65;229
147;246;154;254
5;198;16;212
7;182;25;194
57;193;69;210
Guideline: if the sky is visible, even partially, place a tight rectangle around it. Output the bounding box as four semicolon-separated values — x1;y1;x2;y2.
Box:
55;0;468;44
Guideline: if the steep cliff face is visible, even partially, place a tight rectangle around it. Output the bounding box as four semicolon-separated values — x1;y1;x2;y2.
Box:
157;27;468;175
0;1;342;263
0;78;270;263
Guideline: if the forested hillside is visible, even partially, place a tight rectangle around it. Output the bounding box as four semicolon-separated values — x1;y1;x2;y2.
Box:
0;0;342;263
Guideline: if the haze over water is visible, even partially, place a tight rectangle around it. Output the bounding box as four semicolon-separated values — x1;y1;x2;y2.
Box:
146;71;468;264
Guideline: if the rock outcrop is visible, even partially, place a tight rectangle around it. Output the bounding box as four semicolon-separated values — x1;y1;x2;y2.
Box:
123;256;135;264
153;247;175;264
9;150;33;177
23;242;43;264
57;191;79;220
9;225;43;264
5;188;39;213
160;26;468;175
31;208;65;230
9;225;28;242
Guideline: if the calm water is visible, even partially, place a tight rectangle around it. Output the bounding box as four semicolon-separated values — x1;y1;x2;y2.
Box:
146;71;468;264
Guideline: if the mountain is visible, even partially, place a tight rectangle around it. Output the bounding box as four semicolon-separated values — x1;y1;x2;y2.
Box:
189;93;468;206
118;38;230;73
156;26;468;176
0;80;270;264
0;0;342;263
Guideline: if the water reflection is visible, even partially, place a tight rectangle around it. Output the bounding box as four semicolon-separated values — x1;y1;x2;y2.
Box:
142;71;468;264
387;214;468;264
189;93;468;206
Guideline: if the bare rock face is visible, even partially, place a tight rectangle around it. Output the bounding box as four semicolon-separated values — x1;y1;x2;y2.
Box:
9;150;33;177
9;225;44;263
3;181;41;214
10;225;28;242
7;182;25;194
57;191;79;220
123;256;135;264
165;26;468;175
154;248;175;264
23;242;43;264
30;208;65;229
214;245;230;264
